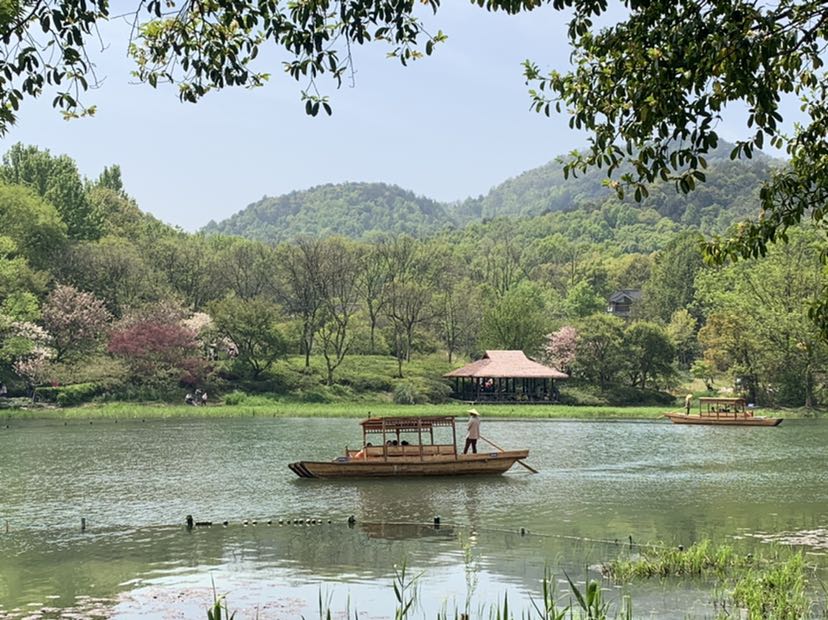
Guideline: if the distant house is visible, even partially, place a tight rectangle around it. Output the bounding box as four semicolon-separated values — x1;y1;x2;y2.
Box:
444;350;568;403
607;289;642;318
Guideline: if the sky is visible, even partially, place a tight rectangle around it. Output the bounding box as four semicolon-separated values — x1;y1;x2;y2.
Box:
2;4;798;231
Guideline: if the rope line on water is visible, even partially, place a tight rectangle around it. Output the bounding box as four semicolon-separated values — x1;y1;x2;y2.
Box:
3;514;668;552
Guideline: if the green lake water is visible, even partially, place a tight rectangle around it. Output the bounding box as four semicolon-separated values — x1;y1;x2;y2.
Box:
0;417;826;618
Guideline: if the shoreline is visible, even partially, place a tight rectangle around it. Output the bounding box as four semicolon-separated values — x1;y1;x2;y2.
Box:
1;401;809;421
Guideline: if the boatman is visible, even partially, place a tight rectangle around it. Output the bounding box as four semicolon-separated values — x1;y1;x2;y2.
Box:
464;409;481;454
685;393;693;415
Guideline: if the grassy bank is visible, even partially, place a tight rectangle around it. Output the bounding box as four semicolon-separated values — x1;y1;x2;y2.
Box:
1;400;801;421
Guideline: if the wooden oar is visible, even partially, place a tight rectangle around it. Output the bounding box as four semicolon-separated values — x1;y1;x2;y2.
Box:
479;435;539;474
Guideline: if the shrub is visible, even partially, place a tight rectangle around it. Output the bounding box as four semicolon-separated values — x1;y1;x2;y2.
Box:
393;381;422;405
296;388;332;403
36;382;102;406
223;390;246;406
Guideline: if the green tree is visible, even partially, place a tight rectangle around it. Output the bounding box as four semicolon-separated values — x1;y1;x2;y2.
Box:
96;165;125;194
695;227;828;406
641;231;705;323
0;182;67;270
667;309;698;369
479;281;548;356
214;236;278;301
154;235;224;310
277;238;326;368
564;280;605;319
573;313;625;389
209;295;289;379
378;236;437;376
315;238;362;385
357;243;390;354
60;237;169;317
1;144;102;240
623;321;675;389
0;237;48;303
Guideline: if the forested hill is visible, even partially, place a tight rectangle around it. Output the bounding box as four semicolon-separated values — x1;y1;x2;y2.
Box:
202;182;455;242
453;143;777;228
204;142;778;242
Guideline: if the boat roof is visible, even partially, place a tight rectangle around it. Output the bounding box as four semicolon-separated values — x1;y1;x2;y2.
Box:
699;397;746;403
360;416;456;433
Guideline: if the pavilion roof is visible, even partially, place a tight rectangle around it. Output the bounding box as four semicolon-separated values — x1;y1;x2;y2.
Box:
443;350;569;380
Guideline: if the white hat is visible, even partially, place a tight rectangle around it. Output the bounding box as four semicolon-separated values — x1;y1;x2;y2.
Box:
467;408;480;416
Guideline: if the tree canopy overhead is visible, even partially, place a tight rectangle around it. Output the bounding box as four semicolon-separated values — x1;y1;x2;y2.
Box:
6;2;828;322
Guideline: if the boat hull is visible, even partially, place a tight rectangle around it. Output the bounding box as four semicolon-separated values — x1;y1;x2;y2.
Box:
665;413;782;426
289;450;530;478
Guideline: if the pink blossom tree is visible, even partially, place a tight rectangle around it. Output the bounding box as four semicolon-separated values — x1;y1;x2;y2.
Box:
108;318;207;387
42;285;112;361
545;326;578;374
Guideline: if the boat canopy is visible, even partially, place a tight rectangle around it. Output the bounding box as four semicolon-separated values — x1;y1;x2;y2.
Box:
699;397;746;405
698;397;749;415
360;416;456;434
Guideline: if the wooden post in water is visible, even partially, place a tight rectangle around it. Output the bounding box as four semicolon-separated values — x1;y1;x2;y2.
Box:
81;517;86;532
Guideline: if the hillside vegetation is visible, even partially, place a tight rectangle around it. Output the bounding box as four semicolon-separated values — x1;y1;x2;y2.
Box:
203;182;456;242
204;143;777;242
1;142;825;412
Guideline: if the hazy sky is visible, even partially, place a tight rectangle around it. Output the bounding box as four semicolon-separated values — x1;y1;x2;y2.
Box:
2;4;794;231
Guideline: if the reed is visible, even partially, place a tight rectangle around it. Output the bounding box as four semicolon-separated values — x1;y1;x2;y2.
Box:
604;540;745;580
725;553;810;620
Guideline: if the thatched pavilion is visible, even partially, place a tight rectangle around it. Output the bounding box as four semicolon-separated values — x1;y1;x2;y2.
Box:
444;350;569;403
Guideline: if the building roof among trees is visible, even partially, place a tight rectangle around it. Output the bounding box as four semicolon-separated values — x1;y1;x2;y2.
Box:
608;289;642;303
444;350;569;379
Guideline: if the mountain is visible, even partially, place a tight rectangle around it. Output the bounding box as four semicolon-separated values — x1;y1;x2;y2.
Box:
204;143;780;242
202;182;456;242
453;143;777;229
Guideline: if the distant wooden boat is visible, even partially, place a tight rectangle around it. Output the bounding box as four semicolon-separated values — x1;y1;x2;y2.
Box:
288;415;530;478
666;397;782;426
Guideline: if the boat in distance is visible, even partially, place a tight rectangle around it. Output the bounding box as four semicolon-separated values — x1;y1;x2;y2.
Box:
665;397;782;426
288;415;530;478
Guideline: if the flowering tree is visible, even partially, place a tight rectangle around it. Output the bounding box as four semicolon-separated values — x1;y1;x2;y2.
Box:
4;320;53;397
41;285;111;361
108;318;207;386
544;326;578;375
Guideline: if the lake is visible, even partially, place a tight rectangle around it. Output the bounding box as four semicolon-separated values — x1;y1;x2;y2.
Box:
1;417;826;618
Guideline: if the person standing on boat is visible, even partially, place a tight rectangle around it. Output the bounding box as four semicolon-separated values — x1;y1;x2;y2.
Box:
685;393;693;415
464;409;481;454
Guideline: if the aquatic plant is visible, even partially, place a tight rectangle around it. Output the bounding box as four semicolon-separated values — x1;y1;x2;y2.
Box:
206;578;237;620
528;568;569;620
603;540;825;620
564;573;611;620
393;560;422;620
726;553;810;620
604;539;743;580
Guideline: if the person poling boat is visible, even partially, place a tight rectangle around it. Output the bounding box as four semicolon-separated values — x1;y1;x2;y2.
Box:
288;415;533;478
464;409;481;454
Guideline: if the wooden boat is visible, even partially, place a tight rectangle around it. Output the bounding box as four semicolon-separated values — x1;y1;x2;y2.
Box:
288;415;530;478
665;397;782;426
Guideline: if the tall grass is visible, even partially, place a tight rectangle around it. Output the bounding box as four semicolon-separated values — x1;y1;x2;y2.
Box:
603;541;825;620
604;540;744;580
727;553;811;620
6;400;698;421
